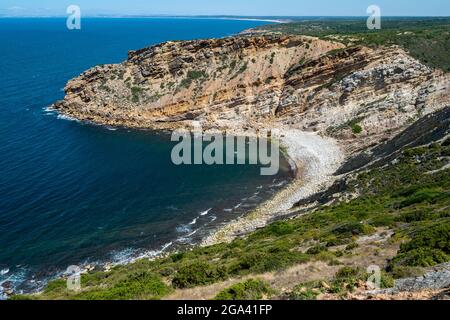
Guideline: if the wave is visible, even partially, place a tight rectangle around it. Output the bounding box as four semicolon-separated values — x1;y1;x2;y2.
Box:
176;225;191;233
0;267;32;300
57;114;80;122
176;228;200;244
200;208;212;216
43;106;56;115
110;241;173;266
270;180;287;188
189;217;199;225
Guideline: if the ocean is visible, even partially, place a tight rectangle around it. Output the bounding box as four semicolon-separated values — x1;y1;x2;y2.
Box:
0;17;292;296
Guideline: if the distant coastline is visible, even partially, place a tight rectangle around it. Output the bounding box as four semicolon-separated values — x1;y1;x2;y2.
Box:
0;15;288;23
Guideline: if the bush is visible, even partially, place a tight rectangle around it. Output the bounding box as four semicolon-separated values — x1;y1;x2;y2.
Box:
215;279;273;300
172;261;228;288
232;249;308;274
398;188;445;208
186;70;207;80
398;211;428;223
389;266;425;279
389;223;449;268
307;245;328;255
77;272;171;300
370;214;396;227
266;221;295;236
289;281;324;300
390;247;448;268
332;222;374;237
351;124;363;134
401;223;450;254
335;266;361;279
345;242;359;251
442;137;450;147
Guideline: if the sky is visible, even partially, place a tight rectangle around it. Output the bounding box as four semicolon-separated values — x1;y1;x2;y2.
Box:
1;0;449;17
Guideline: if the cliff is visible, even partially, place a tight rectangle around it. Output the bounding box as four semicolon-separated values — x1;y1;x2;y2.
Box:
52;34;450;155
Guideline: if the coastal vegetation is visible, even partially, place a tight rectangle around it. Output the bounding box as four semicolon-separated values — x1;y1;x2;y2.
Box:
214;279;274;300
253;17;450;71
17;138;449;300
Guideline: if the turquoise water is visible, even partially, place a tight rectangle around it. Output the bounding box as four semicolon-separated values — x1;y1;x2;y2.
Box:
0;18;292;295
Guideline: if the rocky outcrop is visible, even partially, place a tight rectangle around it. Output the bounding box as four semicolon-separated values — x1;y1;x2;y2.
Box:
53;35;343;131
52;34;450;157
351;263;450;300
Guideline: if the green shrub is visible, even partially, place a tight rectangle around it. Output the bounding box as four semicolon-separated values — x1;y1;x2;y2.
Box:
389;266;425;279
307;245;328;255
186;70;207;80
289;281;324;300
77;272;171;300
269;52;276;64
266;221;295;236
351;123;363;134
335;266;361;279
370;214;397;227
398;188;445;208
401;223;450;254
389;222;450;268
215;279;273;300
332;222;374;237
398;210;429;223
230;248;309;275
442;137;450;147
131;86;143;95
345;242;359;251
390;248;448;267
43;279;66;294
172;261;228;288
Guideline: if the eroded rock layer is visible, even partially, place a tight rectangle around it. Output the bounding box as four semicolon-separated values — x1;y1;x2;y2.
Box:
52;34;450;153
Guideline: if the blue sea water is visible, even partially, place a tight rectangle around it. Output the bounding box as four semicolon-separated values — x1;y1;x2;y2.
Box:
0;18;292;295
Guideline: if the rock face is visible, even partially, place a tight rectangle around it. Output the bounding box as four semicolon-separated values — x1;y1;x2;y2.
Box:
52;34;450;154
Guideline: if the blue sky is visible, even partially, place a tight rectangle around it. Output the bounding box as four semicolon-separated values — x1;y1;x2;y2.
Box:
1;0;449;17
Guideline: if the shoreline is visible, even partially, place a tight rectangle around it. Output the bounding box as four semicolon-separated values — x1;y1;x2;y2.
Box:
47;109;346;256
201;128;345;246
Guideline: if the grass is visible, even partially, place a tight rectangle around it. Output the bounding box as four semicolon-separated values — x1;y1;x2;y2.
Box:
16;140;449;300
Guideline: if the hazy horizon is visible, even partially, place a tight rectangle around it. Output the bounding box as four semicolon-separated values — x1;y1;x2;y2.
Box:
1;14;449;18
1;0;449;17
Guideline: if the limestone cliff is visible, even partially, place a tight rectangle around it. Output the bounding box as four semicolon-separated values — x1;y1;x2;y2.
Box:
52;34;450;154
